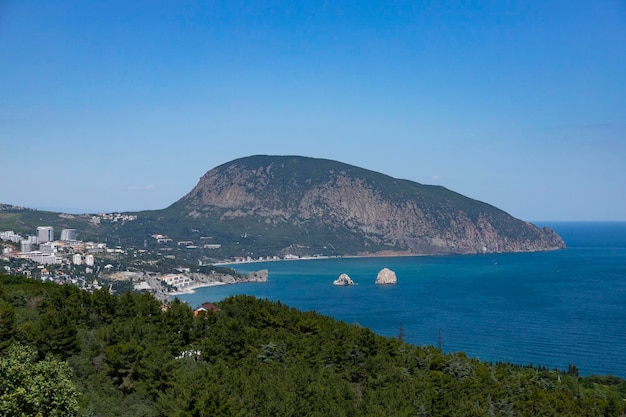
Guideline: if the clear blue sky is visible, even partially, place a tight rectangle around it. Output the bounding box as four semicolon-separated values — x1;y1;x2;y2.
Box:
1;1;625;221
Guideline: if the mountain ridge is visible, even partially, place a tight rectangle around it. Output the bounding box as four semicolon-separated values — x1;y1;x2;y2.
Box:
169;155;565;257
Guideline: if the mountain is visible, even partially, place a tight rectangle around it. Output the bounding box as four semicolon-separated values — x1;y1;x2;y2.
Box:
168;155;565;257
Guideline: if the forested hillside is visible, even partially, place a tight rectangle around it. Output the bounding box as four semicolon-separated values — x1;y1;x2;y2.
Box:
169;155;565;257
1;275;624;416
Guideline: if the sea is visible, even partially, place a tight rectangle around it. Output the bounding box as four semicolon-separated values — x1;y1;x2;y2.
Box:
177;222;626;378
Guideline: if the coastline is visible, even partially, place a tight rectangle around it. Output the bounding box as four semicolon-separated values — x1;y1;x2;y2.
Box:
168;281;228;297
214;251;417;268
167;268;269;299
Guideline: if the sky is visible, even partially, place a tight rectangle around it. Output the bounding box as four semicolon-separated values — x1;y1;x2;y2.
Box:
1;1;625;221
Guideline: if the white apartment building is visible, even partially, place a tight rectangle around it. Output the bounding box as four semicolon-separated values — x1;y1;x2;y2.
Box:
29;251;62;265
0;231;22;243
60;229;78;241
160;274;193;289
85;254;95;266
72;254;82;265
40;242;57;255
20;241;31;253
24;235;38;244
37;226;54;243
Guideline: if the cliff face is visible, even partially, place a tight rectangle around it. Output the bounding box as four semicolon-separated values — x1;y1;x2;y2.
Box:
171;155;565;256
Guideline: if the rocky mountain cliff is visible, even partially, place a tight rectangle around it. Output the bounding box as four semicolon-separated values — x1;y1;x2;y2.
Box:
169;155;565;256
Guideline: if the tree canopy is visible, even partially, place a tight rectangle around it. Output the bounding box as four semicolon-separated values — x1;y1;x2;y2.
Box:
0;343;79;417
1;274;625;416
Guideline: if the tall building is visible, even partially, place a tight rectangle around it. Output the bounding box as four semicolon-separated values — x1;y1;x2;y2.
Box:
85;254;95;266
20;241;31;253
72;254;82;265
60;229;78;241
37;226;54;243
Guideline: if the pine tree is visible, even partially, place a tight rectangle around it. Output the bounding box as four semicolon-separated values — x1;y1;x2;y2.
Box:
37;307;79;360
0;301;16;352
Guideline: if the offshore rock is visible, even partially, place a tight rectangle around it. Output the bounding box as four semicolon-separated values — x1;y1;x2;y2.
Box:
375;268;397;285
333;273;355;286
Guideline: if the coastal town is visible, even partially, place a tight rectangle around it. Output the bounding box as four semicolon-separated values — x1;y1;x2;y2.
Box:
0;219;270;301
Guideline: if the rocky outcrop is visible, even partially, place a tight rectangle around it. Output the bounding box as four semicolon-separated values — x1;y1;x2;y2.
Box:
333;273;355;286
247;269;269;283
105;269;268;302
375;268;397;285
170;155;566;256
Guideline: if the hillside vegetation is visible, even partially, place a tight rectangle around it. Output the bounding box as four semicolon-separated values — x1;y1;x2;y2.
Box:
170;155;565;257
1;275;624;416
1;155;565;260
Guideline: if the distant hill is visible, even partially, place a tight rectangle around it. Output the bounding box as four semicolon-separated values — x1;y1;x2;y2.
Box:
166;155;565;257
0;203;32;212
0;155;565;258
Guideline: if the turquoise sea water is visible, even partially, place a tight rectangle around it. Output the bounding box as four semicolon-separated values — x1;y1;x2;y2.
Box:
178;222;626;377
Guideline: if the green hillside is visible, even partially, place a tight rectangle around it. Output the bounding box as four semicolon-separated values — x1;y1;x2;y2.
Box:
0;209;103;242
0;155;566;259
1;275;624;416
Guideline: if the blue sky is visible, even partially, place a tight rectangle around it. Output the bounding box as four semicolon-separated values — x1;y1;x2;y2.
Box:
1;1;625;220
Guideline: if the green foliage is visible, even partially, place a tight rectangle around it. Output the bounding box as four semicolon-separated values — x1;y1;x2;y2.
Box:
37;306;80;360
0;342;79;417
0;156;561;259
0;275;625;416
0;301;16;352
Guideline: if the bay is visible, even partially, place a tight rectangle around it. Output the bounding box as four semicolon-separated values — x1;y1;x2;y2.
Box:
177;222;626;377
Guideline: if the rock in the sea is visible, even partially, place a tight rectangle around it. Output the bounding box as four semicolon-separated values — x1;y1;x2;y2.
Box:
333;273;355;286
375;268;397;285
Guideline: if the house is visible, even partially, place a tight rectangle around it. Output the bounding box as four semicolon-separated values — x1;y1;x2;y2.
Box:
193;302;220;316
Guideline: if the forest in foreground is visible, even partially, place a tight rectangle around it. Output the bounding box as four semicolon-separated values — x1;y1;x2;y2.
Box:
0;274;625;416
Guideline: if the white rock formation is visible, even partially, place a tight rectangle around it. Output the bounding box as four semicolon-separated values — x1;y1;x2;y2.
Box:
375;268;397;285
333;273;355;286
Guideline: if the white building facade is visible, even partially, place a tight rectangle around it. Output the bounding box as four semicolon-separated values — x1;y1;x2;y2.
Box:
60;229;78;241
29;251;62;265
37;226;54;243
160;274;193;289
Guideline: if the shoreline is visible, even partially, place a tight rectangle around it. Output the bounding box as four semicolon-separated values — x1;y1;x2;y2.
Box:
168;281;228;297
214;251;417;267
213;245;572;269
169;247;563;299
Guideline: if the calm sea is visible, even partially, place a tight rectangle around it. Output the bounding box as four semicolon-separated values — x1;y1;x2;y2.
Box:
178;222;626;377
